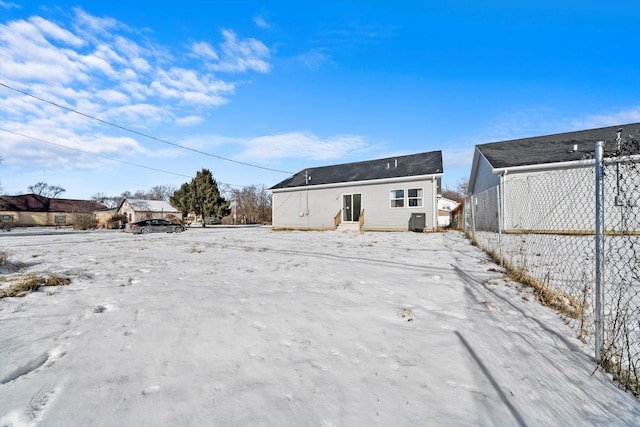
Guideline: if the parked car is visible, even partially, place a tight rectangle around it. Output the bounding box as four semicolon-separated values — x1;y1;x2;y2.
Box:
124;219;185;234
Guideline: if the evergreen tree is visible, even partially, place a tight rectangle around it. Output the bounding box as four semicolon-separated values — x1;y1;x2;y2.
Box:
170;169;230;226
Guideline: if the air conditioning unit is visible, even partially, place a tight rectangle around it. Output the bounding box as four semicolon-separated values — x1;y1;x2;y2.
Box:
409;213;426;232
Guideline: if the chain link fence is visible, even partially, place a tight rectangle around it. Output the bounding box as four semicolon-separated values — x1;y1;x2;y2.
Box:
463;136;640;396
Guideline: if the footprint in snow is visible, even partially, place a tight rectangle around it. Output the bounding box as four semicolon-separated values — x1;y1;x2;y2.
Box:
252;321;266;331
0;348;66;384
142;385;160;397
26;384;60;422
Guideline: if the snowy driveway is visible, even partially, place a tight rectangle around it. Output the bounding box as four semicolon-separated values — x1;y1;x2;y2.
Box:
1;228;639;426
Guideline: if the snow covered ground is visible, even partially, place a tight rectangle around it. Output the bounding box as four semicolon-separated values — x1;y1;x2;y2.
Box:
1;228;639;426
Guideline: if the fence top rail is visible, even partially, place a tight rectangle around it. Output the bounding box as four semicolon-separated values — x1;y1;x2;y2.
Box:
602;153;640;165
492;158;595;175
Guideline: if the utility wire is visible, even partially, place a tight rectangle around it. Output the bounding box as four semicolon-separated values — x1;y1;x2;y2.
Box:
0;127;243;188
0;81;294;175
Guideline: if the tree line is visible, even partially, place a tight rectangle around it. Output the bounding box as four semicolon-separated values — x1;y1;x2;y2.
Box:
16;170;271;226
91;168;272;225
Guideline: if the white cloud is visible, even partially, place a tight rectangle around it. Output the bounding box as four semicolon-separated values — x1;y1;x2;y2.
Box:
238;132;369;161
175;115;204;127
190;41;218;60
0;1;19;9
209;29;271;73
0;19;85;83
253;16;271;29
1;124;146;171
0;8;272;174
73;7;121;37
297;49;333;70
103;103;173;128
151;67;234;106
442;146;475;169
30;16;84;47
78;52;117;77
573;107;640;130
96;89;131;105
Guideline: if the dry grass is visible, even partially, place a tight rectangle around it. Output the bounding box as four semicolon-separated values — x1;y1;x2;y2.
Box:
504;260;584;320
467;233;584;320
600;355;640;398
0;273;71;299
0;249;25;273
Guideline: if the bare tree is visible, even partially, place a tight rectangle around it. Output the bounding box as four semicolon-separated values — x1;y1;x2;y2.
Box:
148;185;177;201
91;193;123;209
28;182;66;198
456;178;469;196
120;185;177;201
232;184;272;224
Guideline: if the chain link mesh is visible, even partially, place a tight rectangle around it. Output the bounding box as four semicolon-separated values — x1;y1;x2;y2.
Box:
601;135;640;393
463;136;640;395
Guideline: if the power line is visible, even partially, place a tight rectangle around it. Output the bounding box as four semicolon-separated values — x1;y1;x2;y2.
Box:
0;127;244;188
0;81;295;175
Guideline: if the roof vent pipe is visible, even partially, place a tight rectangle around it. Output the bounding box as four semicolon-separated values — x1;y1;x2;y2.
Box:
617;128;623;150
573;144;578;152
395;159;398;168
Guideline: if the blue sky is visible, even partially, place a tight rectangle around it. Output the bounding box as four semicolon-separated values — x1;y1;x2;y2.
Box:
1;1;639;199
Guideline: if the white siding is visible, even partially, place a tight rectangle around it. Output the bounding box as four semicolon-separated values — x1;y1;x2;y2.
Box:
272;177;438;231
272;187;341;230
503;165;595;232
471;153;500;194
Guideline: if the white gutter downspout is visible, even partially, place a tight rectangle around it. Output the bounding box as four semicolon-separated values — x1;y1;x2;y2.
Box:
433;179;438;231
500;169;508;231
271;193;275;228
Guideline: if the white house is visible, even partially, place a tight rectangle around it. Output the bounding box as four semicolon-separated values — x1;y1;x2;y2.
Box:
437;196;459;227
270;151;443;232
117;199;182;223
468;122;640;233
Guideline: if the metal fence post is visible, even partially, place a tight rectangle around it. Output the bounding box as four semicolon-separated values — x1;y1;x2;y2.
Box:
497;185;503;265
470;195;476;239
595;140;605;361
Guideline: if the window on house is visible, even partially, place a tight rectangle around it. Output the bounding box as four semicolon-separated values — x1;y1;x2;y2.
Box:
390;189;404;207
408;188;423;207
0;214;12;222
54;215;66;223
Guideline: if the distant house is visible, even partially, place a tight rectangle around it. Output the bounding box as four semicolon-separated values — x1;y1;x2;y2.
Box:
468;122;640;232
270;151;443;232
437;196;459;227
117;199;182;223
0;194;107;228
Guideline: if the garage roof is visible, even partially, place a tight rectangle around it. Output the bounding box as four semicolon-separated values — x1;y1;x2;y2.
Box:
477;122;640;169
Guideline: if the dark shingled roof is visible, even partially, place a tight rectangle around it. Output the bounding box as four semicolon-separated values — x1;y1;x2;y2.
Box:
477;122;640;169
271;151;443;190
0;194;107;212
